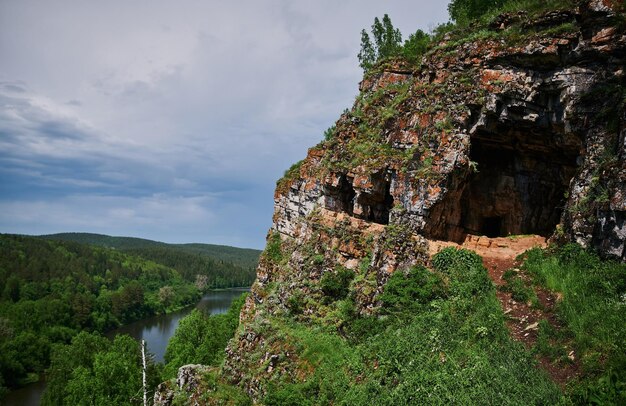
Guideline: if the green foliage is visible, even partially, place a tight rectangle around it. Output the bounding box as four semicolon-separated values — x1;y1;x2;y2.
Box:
500;269;538;304
263;232;284;265
43;232;260;269
323;125;336;142
358;14;403;72
402;29;431;64
379;266;446;313
164;293;247;377
357;29;376;71
43;332;162;406
0;234;201;395
448;0;508;24
193;369;252;405
261;247;562;404
43;232;259;289
320;267;354;301
287;290;305;316
521;244;626;403
432;247;492;298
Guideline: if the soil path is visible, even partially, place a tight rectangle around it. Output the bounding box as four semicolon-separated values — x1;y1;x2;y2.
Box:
428;235;580;387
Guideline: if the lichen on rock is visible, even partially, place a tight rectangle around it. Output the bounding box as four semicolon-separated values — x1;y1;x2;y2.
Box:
161;1;626;403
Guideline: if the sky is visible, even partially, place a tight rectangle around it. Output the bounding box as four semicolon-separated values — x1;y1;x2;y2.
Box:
0;0;449;249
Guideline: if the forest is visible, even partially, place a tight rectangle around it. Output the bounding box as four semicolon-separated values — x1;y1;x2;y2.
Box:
43;233;260;288
41;293;247;405
0;233;255;399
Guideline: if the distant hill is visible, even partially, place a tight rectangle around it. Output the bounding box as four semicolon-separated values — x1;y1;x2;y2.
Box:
41;232;261;269
39;233;261;288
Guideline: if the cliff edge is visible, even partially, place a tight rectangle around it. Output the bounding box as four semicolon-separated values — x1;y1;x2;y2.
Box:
157;1;626;403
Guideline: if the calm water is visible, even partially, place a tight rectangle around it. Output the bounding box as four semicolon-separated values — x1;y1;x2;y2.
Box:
3;288;248;406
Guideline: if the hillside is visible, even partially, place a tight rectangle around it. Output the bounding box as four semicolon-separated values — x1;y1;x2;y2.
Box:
41;233;261;288
155;1;626;404
0;233;200;396
41;232;261;269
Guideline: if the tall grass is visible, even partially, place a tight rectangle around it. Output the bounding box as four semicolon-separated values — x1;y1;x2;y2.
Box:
521;244;626;404
262;248;563;405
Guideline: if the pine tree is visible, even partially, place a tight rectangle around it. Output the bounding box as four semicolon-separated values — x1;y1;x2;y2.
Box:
358;14;403;72
358;29;376;71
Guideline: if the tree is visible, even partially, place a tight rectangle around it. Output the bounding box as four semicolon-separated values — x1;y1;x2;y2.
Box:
358;14;403;72
378;15;402;59
448;0;508;24
402;29;430;64
158;286;174;308
358;29;376;71
164;294;247;377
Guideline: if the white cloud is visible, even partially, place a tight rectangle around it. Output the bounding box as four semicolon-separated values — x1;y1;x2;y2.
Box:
0;0;449;247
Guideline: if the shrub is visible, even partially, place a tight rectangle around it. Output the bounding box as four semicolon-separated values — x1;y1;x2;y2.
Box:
320;267;354;301
263;232;283;265
448;0;508;24
432;247;492;298
402;29;431;64
287;291;304;316
323;125;336;142
380;266;446;313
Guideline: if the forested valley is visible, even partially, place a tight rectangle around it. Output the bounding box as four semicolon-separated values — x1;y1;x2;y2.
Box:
0;233;257;400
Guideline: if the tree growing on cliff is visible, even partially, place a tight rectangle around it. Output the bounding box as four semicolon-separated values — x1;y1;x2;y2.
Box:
358;14;402;71
448;0;508;23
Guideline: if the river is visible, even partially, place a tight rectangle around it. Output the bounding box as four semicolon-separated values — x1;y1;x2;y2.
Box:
3;288;248;406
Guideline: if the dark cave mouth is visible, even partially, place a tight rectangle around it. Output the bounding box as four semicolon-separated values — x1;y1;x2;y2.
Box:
458;136;579;239
324;173;394;225
427;124;582;242
481;216;503;238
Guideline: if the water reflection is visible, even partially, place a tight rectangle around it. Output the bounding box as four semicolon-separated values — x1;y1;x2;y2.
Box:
4;288;248;406
107;288;248;362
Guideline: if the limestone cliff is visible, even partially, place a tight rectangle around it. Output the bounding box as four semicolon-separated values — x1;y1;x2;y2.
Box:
158;1;626;403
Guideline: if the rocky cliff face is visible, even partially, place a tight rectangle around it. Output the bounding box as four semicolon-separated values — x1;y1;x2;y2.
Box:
160;1;626;402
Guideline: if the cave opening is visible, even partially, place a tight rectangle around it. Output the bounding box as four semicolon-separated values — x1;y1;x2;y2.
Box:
481;216;503;238
458;132;579;239
425;122;582;242
325;174;356;216
325;173;394;225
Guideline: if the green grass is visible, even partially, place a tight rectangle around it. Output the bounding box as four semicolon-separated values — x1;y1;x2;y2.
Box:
259;248;562;405
521;244;626;404
501;269;539;306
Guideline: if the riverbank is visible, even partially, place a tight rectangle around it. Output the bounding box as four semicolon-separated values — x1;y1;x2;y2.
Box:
3;288;249;406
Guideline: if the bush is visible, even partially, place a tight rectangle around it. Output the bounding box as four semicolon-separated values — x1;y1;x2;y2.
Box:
263;232;283;264
380;266;446;313
448;0;508;24
320;268;354;301
402;29;431;64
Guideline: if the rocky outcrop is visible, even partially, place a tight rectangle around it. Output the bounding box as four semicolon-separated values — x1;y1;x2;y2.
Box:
178;1;626;402
154;364;211;406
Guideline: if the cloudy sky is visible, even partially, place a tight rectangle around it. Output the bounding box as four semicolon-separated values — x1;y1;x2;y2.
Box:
0;1;449;249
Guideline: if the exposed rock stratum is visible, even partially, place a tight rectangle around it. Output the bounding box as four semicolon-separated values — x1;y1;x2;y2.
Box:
157;1;626;403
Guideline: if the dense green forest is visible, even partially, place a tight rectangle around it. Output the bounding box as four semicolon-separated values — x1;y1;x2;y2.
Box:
40;294;247;405
42;233;260;288
0;233;252;398
42;233;260;269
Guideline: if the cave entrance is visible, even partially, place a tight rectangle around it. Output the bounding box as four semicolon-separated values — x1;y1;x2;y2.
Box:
457;134;579;238
481;216;503;238
425;121;582;242
325;172;394;225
